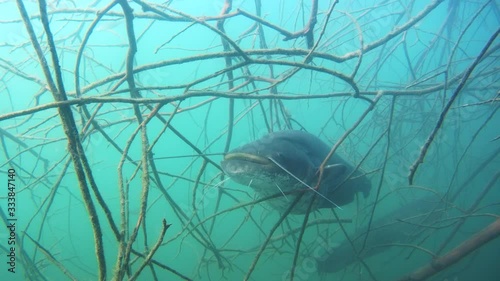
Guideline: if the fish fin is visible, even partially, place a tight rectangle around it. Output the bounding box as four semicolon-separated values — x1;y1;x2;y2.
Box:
321;164;346;178
315;164;347;208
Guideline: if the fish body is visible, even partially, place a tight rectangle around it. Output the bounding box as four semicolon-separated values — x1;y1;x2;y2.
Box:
221;130;371;213
317;195;444;273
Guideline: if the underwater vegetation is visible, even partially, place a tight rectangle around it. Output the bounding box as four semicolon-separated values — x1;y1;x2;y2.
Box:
0;0;498;280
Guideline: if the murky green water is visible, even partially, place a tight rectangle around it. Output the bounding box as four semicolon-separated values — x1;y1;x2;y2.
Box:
0;1;498;280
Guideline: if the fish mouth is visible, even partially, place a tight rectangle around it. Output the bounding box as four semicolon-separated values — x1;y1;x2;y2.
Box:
221;152;277;179
222;152;289;193
223;152;273;166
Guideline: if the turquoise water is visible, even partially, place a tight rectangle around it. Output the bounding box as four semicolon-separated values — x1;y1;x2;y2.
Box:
0;1;499;280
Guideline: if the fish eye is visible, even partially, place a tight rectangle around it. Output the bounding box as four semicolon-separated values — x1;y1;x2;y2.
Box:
275;152;285;160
